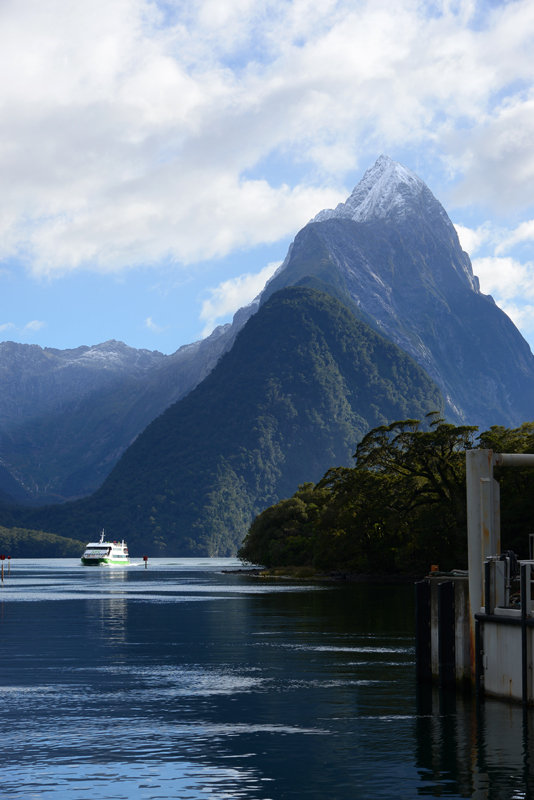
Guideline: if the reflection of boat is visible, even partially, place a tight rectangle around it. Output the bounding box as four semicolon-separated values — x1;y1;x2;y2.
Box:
81;530;129;566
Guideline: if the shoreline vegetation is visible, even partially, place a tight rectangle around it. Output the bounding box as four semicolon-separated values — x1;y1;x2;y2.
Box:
237;416;534;576
0;525;85;557
3;416;534;567
226;565;417;582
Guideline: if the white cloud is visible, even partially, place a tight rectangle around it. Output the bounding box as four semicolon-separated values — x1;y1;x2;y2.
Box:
454;222;493;256
449;93;534;211
200;261;281;335
496;219;534;254
497;302;534;333
24;320;46;332
455;216;534;263
472;254;534;346
0;0;533;277
473;256;532;301
145;316;164;333
0;319;45;336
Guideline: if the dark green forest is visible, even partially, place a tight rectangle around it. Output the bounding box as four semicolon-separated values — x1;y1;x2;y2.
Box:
238;416;534;575
0;526;85;558
3;287;442;555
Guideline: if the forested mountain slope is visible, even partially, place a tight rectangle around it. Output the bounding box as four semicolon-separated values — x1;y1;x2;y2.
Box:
13;288;442;554
0;317;250;502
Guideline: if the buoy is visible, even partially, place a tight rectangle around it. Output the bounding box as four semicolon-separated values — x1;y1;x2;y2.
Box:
143;555;148;569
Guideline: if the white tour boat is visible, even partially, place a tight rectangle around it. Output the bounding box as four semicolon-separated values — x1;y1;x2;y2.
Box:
81;529;130;566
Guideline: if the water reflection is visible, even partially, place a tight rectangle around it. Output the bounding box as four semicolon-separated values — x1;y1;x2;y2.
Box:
1;562;534;798
416;684;534;798
3;758;264;800
87;596;128;644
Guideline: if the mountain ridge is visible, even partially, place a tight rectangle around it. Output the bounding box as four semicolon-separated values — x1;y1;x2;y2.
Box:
0;311;253;502
11;286;443;553
2;155;534;557
261;157;534;429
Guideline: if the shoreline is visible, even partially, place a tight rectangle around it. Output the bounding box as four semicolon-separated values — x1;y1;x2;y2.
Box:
222;566;417;583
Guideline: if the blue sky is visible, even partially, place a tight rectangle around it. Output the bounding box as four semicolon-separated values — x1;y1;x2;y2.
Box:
1;0;534;354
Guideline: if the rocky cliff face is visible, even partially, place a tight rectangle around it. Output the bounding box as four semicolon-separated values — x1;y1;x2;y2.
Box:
263;156;534;429
3;155;534;511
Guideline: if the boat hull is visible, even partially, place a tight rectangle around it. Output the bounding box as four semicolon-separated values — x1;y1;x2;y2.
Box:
81;531;129;566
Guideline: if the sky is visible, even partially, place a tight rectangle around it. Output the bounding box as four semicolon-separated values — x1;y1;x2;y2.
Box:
1;0;534;355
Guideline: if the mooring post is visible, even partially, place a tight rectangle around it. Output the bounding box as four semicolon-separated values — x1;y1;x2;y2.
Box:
521;563;530;705
474;617;483;697
438;581;456;687
415;580;432;683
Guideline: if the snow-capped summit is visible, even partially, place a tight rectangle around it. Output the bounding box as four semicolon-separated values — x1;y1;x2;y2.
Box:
313;155;436;224
310;154;477;293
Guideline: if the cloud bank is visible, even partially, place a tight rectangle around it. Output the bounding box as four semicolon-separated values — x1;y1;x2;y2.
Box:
0;0;533;279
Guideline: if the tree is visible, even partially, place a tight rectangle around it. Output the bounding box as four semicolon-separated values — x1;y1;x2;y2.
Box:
353;413;478;568
314;467;405;573
238;483;330;567
240;415;480;573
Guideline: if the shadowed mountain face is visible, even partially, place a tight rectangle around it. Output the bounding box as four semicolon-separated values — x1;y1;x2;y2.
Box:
263;156;534;429
0;317;251;503
16;287;443;554
3;156;534;556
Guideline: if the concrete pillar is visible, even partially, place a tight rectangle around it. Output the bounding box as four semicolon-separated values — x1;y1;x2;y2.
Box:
466;449;500;671
465;450;534;684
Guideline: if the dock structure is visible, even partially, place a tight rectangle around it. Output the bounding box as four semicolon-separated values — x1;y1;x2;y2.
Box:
416;449;534;704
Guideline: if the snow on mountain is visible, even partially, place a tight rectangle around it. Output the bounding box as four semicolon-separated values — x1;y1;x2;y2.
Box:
47;340;167;371
0;154;521;505
262;155;534;430
313;155;431;224
312;155;478;293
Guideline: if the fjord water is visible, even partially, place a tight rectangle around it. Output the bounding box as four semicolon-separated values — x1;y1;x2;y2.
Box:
0;561;532;799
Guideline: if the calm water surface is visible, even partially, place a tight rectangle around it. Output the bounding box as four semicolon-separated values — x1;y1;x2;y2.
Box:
0;558;532;799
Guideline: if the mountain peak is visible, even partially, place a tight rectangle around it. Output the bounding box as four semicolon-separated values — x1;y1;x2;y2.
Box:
313;155;432;224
